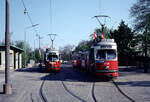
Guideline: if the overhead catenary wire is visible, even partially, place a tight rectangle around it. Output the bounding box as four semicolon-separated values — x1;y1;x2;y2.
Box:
98;0;101;14
21;0;38;36
50;0;53;34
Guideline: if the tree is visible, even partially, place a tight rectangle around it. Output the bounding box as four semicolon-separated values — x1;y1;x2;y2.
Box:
34;48;44;62
15;40;32;67
130;0;150;31
90;27;111;41
130;0;150;56
74;40;90;52
110;20;136;54
59;45;74;61
110;20;137;65
0;41;5;46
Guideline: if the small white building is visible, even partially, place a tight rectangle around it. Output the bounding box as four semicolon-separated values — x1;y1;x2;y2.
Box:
0;45;23;71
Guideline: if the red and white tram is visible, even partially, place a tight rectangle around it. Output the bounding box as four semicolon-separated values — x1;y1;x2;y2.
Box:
44;48;61;72
72;53;78;68
89;39;118;78
72;39;118;78
72;52;82;69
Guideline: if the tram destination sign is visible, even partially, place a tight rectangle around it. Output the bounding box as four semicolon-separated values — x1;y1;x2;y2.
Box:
100;45;112;49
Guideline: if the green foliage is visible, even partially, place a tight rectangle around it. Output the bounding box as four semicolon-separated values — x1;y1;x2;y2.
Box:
74;40;92;52
74;27;111;53
15;40;24;49
95;27;111;39
34;48;44;62
15;40;35;67
0;41;5;46
130;0;150;56
110;20;136;56
130;0;150;31
90;27;111;40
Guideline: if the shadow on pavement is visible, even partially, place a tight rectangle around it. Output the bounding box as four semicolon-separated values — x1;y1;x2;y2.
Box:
0;92;4;94
16;67;43;73
40;66;113;83
119;66;150;77
115;81;150;87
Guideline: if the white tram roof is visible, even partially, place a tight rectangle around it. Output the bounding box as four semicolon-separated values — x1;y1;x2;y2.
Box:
46;48;59;55
91;39;117;50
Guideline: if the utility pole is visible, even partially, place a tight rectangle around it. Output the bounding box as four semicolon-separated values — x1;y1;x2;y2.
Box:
24;24;38;67
3;0;12;94
37;35;43;60
47;34;57;49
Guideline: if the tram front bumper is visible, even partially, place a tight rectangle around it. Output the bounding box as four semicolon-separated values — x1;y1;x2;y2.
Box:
95;70;118;73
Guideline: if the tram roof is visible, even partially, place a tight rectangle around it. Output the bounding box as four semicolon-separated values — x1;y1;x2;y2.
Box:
91;39;117;49
46;48;59;54
92;39;116;46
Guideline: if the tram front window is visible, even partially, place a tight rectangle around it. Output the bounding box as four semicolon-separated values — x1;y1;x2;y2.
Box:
96;50;106;60
47;55;58;61
96;50;117;60
107;50;116;60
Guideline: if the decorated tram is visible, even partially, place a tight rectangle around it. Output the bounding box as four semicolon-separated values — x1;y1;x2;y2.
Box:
72;39;118;78
44;48;61;72
89;39;118;77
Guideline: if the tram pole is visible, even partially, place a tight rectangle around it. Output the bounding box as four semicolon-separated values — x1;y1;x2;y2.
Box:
24;24;38;67
47;34;57;49
93;15;110;41
3;0;12;94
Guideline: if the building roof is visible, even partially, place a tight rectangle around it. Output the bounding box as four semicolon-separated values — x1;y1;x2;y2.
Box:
0;45;24;52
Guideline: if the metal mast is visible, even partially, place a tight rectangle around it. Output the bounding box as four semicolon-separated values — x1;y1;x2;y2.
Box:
93;15;110;41
48;34;57;49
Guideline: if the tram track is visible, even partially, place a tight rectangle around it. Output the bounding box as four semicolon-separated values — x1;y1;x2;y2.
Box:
61;81;87;102
91;79;136;102
36;66;136;102
111;79;136;102
91;82;97;102
39;73;48;102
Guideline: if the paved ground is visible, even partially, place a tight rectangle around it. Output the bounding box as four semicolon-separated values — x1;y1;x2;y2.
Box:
0;65;150;102
115;66;150;102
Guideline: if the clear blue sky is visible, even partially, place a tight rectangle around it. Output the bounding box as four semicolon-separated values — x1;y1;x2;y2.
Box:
0;0;136;50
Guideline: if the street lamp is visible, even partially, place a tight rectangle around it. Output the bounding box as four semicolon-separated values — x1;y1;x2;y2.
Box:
24;24;38;67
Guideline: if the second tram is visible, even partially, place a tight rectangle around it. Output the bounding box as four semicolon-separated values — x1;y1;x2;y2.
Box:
44;48;61;72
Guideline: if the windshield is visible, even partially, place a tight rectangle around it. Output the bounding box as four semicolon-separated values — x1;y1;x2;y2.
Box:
107;50;116;60
96;50;116;60
47;54;58;61
96;50;106;60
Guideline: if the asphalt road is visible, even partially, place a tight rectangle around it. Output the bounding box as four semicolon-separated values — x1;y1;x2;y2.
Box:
0;65;150;102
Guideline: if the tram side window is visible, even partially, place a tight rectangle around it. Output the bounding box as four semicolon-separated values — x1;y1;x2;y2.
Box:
107;50;116;60
89;48;94;62
96;50;106;60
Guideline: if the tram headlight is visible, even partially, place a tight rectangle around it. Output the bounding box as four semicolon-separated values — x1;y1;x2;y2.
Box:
105;66;109;69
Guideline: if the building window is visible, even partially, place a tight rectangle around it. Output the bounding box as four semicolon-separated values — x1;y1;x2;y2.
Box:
0;53;1;65
10;53;13;67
